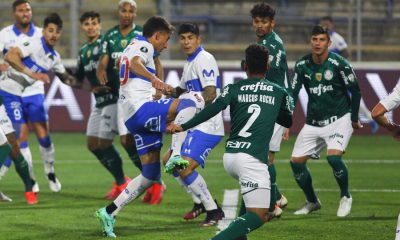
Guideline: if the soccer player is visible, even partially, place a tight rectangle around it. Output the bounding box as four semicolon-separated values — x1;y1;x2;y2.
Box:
0;0;41;190
4;13;80;193
169;44;293;240
371;81;400;138
95;16;198;238
250;2;289;217
162;23;225;226
320;16;378;134
290;25;363;217
0;94;37;204
96;0;153;201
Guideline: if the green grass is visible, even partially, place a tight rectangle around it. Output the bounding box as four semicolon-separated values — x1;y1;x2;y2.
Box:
0;133;399;239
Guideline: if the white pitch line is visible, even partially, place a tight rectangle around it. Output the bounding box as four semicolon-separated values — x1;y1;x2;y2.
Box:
53;159;400;164
217;189;240;232
281;188;400;193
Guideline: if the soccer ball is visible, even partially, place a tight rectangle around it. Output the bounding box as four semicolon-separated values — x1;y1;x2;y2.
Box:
179;91;205;113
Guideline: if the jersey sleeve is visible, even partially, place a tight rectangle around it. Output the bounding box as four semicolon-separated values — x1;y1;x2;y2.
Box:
182;84;233;130
195;54;220;88
0;30;5;53
332;33;348;51
17;40;35;58
276;89;294;128
380;81;400;112
126;41;154;66
291;62;304;105
339;61;361;121
100;35;111;58
51;54;66;74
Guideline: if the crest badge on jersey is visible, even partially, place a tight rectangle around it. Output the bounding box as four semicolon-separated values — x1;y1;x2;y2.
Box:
140;46;148;53
324;69;333;80
315;73;322;81
87;50;91;58
121;39;128;48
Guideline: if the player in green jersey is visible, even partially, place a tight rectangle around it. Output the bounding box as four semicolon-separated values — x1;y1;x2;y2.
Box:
290;25;363;217
169;44;293;240
250;2;289;218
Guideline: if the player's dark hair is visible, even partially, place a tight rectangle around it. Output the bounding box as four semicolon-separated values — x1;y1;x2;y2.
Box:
80;11;101;24
245;44;269;74
311;25;330;40
178;23;199;36
320;16;333;23
143;16;174;38
250;2;275;20
12;0;30;11
43;13;63;30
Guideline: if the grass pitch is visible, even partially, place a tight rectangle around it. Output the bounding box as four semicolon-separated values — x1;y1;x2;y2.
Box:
0;133;399;240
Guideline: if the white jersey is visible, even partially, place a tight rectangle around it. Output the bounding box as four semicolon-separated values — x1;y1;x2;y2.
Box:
180;47;224;136
380;80;400;112
0;23;43;96
3;37;65;96
328;31;348;54
119;36;156;120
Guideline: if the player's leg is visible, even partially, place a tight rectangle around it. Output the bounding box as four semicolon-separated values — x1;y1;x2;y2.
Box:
290;124;321;215
177;130;224;225
18;123;39;192
324;113;353;217
267;124;287;219
23;94;61;192
0;128;12;202
213;152;268;240
97;104;128;200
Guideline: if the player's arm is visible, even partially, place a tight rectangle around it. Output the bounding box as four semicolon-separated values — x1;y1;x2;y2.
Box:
130;56;167;91
291;63;304;106
179;84;232;132
97;54;109;85
202;86;217;106
168;86;186;98
154;56;164;81
276;90;294;128
340;64;362;128
4;47;49;83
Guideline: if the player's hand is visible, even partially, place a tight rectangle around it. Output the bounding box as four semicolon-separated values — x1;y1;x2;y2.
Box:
0;63;9;72
151;77;165;91
92;86;111;94
31;73;50;83
98;70;108;85
166;123;183;134
352;121;363;130
153;89;163;100
390;125;400;140
282;128;290;141
162;84;175;96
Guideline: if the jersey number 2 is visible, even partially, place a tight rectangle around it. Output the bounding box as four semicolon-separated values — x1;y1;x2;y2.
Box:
238;104;261;138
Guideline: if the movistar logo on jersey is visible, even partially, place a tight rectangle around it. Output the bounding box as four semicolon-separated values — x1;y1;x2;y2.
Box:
240;82;273;92
226;140;251;149
309;84;333;96
111;52;123;59
202;69;214;78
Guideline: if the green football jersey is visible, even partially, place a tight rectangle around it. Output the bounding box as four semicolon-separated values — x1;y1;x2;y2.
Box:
182;78;293;163
76;36;118;108
100;24;143;92
292;52;361;126
258;31;290;94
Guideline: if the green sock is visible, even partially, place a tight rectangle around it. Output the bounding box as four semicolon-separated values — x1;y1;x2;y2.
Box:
268;164;277;212
290;162;318;203
327;155;350;198
102;145;125;185
238;198;246;216
90;149;110;171
211;212;264;240
123;144;142;171
0;144;12;166
276;184;282;200
14;153;33;192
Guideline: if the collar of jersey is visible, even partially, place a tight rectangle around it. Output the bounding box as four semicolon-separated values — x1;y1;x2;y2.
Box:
187;46;203;62
12;22;36;37
41;37;56;56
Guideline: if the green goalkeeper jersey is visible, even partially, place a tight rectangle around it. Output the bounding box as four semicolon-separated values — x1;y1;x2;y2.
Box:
258;31;290;94
292;52;361;127
182;78;293;163
100;24;142;94
76;36;118;108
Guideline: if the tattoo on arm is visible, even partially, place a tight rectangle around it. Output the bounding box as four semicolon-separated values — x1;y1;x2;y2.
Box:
202;86;217;106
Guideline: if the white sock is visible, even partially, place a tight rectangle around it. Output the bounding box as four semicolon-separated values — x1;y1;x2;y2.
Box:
0;165;9;180
39;144;55;174
174;175;201;204
20;147;36;180
187;174;217;211
171;107;196;156
112;174;154;217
